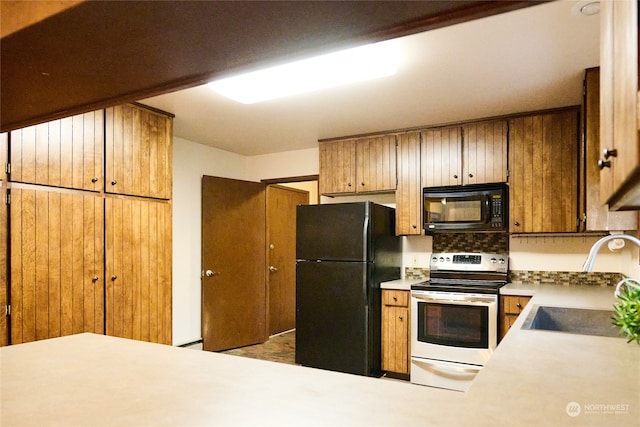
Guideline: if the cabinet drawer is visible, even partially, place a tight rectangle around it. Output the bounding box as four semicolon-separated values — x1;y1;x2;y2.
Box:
501;295;531;315
383;290;409;307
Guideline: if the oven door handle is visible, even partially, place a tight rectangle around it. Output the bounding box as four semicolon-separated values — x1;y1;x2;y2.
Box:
411;294;495;306
411;358;482;374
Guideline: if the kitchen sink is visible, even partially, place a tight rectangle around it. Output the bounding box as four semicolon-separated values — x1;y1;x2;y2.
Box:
521;305;623;338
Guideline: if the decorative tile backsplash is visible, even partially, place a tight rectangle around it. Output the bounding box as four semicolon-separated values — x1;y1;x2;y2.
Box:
432;233;509;254
405;267;430;280
509;270;624;287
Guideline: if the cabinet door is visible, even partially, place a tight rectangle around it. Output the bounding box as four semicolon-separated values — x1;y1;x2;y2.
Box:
599;0;639;210
396;132;422;235
509;110;579;233
105;104;173;200
9;111;103;191
105;197;172;345
382;301;409;374
318;139;356;195
0;134;7;346
463;120;507;184
355;135;397;193
421;126;462;187
10;189;104;344
583;68;636;231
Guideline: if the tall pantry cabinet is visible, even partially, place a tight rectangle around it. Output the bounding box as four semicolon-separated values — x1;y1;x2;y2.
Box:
1;103;173;346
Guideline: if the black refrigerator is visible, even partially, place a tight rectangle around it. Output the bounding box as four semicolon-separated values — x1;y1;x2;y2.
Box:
295;202;401;377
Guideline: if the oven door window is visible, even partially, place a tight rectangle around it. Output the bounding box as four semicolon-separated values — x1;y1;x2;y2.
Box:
424;195;487;224
417;301;488;348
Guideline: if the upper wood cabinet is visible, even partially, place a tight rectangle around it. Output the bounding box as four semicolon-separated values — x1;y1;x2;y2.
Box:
9;111;104;191
599;0;639;210
462;120;508;185
421;121;507;187
9;189;104;344
319;135;396;195
583;68;636;231
509;109;580;233
421;126;462;187
105;197;172;345
105;104;173;200
396;132;422;235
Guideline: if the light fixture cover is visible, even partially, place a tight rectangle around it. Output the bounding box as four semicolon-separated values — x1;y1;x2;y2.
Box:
209;41;399;104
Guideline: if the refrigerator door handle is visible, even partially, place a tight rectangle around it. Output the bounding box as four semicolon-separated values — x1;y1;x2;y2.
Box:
362;215;369;261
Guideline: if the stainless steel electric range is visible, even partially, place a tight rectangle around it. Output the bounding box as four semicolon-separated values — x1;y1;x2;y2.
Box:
410;252;508;392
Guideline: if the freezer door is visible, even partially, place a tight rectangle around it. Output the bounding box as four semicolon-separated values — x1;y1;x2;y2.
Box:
296;203;369;262
295;260;381;377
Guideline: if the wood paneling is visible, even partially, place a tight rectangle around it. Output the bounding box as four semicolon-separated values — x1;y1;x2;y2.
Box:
319;139;356;195
463;120;507;184
105;104;172;200
105;197;172;345
421;126;462;187
396;132;422;235
509;109;580;233
10;188;104;344
9;111;103;191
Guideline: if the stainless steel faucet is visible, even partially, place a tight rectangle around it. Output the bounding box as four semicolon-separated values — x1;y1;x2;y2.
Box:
582;234;640;272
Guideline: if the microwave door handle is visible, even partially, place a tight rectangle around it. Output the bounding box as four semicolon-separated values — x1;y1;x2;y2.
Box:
484;195;491;223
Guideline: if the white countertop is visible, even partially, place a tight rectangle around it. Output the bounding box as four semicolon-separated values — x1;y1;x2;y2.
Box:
2;284;639;426
380;278;426;291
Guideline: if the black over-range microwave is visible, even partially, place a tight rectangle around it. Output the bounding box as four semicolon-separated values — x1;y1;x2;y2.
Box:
423;182;508;233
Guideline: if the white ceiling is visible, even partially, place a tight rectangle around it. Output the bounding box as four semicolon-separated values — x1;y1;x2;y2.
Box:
140;0;600;157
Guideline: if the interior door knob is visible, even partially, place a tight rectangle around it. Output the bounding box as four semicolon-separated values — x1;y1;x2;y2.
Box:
269;266;279;272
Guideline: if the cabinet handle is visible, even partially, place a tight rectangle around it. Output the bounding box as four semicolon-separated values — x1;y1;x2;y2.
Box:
516;303;522;308
399;316;403;321
111;275;117;281
412;224;417;229
603;148;617;159
92;276;99;282
514;221;520;226
393;296;398;302
91;177;98;183
361;182;365;186
598;160;611;169
111;180;117;185
453;174;458;179
347;182;352;187
468;173;474;178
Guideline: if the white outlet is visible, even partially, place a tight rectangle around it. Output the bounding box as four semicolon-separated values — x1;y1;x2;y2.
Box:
412;257;418;267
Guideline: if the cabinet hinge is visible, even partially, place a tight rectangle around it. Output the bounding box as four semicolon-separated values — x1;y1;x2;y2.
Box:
5;305;10;317
4;163;10;174
4;192;10;205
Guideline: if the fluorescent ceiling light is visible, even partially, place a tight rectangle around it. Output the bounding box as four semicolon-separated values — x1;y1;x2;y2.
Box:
209;41;399;104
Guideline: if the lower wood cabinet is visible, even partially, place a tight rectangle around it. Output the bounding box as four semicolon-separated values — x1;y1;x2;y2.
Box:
10;189;104;344
499;295;531;341
105;197;172;345
381;289;410;375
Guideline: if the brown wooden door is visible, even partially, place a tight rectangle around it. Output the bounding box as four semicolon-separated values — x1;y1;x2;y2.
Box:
0;132;7;346
463;120;507;184
9;110;103;191
105;197;172;345
266;185;308;336
10;188;104;344
105;104;173;200
355;135;397;193
396;132;422;235
381;290;410;374
421;126;462;187
509;110;579;233
201;176;267;351
318;139;356;195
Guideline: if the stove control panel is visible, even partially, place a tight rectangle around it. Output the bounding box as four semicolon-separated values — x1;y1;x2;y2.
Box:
430;252;508;273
